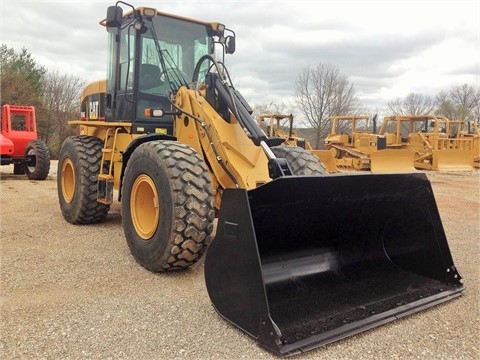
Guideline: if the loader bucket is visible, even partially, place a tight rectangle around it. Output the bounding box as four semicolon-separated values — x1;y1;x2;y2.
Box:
369;149;416;173
205;173;464;356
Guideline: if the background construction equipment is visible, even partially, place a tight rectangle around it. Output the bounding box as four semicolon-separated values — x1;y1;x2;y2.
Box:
323;115;415;172
378;115;474;171
1;104;50;179
258;113;338;172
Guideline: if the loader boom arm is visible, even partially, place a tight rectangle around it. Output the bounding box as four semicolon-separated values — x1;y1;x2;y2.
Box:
170;56;291;196
172;83;272;193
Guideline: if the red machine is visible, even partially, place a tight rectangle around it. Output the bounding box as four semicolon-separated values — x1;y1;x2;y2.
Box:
1;105;50;180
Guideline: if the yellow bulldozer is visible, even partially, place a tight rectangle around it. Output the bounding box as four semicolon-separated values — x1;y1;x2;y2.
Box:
378;115;474;171
57;3;464;356
323;115;415;172
257;113;338;172
450;119;479;169
470;121;480;168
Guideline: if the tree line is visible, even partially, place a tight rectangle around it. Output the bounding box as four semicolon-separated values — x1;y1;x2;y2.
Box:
2;45;479;156
1;45;84;157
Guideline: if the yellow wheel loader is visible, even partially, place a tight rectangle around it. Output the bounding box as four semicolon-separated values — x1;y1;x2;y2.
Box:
324;115;415;172
258;113;338;173
58;3;464;356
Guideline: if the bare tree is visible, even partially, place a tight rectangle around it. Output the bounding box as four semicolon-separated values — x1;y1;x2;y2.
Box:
436;84;480;121
295;63;361;148
435;90;457;120
449;84;478;110
42;71;85;156
251;101;293;119
387;92;435;116
472;87;480;123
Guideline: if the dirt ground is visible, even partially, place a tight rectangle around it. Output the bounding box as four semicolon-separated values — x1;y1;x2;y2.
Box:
1;162;479;359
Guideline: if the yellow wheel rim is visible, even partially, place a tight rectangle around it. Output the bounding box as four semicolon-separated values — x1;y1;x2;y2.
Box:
61;158;75;203
131;174;159;240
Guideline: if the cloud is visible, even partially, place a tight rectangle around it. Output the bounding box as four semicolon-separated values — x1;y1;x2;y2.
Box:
1;0;478;112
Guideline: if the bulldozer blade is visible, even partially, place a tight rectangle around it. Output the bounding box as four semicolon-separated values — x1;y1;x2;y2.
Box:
205;173;464;356
311;149;338;173
369;149;416;173
433;150;474;171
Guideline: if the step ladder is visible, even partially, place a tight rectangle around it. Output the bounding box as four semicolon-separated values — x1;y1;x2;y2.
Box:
97;128;119;204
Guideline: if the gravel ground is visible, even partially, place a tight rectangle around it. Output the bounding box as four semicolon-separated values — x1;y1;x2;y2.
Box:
1;163;479;359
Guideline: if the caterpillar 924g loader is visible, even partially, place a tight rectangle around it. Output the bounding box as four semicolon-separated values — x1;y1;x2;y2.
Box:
57;3;464;356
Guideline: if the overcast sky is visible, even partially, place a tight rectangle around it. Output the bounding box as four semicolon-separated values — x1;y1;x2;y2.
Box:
1;0;479;112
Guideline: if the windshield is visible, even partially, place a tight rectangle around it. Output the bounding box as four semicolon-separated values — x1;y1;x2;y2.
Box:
139;14;212;95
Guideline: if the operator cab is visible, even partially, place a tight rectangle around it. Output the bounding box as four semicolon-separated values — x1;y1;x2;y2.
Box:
103;4;235;135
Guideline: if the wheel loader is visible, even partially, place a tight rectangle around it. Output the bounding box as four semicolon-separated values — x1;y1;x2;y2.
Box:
57;3;464;356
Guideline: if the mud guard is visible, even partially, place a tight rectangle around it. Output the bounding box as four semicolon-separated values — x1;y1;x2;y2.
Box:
204;173;464;356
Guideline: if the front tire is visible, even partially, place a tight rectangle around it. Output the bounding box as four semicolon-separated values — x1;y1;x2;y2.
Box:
57;136;110;224
24;140;50;180
271;146;325;175
122;140;215;272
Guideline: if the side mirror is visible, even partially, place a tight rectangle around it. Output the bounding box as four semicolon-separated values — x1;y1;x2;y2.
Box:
106;6;123;28
225;35;235;54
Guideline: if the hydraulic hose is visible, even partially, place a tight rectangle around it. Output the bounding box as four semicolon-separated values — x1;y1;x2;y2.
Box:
168;96;240;188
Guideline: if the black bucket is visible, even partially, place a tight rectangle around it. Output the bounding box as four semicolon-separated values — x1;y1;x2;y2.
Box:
204;173;464;356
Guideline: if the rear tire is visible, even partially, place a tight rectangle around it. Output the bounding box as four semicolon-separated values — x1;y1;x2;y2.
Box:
122;140;215;272
271;146;325;175
24;140;50;180
57;136;110;224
